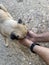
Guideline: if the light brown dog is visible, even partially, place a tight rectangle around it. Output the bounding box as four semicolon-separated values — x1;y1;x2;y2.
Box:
0;4;27;47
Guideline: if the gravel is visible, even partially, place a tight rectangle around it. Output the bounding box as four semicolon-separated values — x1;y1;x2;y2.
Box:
0;0;49;65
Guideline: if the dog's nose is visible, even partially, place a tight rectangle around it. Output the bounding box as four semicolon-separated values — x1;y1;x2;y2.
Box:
10;33;19;40
15;35;19;40
10;33;16;40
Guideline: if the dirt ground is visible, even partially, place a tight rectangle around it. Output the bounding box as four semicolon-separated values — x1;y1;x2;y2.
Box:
0;0;49;65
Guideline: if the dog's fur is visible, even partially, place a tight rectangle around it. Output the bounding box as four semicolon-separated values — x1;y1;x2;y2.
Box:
0;4;27;47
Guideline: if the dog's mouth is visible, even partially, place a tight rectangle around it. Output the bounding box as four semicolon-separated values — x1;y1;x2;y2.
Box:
10;32;26;40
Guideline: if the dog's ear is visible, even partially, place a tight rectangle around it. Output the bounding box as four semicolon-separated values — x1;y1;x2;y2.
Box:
18;19;22;24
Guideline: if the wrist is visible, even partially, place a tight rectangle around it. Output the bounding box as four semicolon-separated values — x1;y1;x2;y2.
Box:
23;39;33;48
30;42;40;53
28;41;33;48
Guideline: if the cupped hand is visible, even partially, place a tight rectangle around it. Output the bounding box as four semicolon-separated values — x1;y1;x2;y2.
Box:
27;31;37;42
19;30;37;47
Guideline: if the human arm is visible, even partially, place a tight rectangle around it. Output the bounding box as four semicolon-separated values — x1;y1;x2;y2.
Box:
33;45;49;65
19;38;49;65
28;31;49;42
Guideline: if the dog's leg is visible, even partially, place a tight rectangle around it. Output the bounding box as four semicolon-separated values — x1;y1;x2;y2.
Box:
0;4;7;12
3;37;9;47
0;4;13;19
7;12;13;19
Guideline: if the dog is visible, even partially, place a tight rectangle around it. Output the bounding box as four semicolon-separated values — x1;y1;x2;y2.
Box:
0;4;27;47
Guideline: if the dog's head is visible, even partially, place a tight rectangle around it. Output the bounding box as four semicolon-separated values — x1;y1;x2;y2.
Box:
10;19;28;40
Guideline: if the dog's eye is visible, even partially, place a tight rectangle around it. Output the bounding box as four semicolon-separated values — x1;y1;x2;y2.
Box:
18;19;22;24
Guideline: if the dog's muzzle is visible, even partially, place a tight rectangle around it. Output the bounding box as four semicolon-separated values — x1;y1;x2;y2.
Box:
10;32;26;40
10;33;19;40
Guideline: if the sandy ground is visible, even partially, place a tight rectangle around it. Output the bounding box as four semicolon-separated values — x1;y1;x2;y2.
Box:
0;0;49;65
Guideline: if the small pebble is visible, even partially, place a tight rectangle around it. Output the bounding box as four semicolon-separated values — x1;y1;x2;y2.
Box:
29;62;32;65
32;28;37;33
42;20;45;23
23;57;25;61
38;24;41;27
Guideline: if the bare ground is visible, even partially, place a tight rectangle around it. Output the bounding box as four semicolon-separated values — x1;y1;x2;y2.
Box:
0;0;49;65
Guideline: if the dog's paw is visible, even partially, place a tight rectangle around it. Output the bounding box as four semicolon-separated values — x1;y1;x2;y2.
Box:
0;4;7;12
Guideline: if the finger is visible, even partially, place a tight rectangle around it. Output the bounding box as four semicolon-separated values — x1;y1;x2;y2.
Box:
28;38;35;42
27;30;34;37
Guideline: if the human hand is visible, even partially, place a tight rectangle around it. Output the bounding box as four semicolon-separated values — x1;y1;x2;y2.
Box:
19;30;37;48
19;38;33;48
27;31;37;42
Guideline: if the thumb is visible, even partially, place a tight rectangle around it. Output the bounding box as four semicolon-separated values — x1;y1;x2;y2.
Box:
27;31;34;37
28;38;36;42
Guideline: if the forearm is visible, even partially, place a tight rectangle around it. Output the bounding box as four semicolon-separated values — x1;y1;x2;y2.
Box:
33;45;49;65
35;32;49;42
